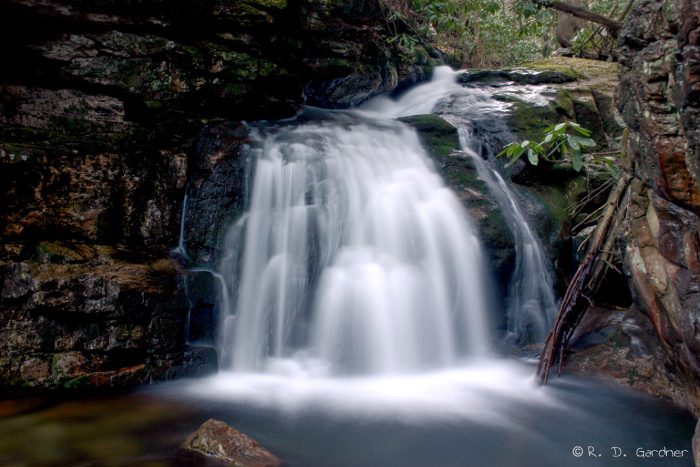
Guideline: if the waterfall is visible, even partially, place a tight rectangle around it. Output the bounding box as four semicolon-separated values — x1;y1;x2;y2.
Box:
210;66;558;378
456;129;558;343
162;69;696;467
365;67;558;344
217;112;491;376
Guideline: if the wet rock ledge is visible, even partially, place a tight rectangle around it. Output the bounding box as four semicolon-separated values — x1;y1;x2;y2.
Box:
0;0;434;392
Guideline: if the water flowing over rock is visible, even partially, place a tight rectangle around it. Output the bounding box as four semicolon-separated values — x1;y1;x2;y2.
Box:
218;111;491;375
0;0;434;391
427;80;559;345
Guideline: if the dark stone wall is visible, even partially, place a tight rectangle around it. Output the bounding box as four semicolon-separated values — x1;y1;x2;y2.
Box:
616;0;700;413
0;0;434;391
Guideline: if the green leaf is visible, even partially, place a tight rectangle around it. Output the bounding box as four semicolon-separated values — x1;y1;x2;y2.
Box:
572;125;592;136
573;150;583;171
554;122;566;132
578;137;596;147
504;148;524;168
567;134;580;150
547;141;563;158
498;142;519;158
520;140;531;148
527;148;538;165
543;133;554;143
568;135;596;148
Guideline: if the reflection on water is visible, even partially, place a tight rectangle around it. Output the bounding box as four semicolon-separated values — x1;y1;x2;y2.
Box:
0;392;206;465
0;362;695;466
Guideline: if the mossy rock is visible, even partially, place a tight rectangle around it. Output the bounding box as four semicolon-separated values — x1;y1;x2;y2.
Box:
403;115;516;295
522;57;620;82
399;114;460;158
502;98;562;145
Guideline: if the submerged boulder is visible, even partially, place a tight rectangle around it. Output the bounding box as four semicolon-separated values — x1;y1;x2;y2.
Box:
184;419;280;467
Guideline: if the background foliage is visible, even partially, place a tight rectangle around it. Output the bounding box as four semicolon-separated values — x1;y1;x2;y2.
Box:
379;0;628;68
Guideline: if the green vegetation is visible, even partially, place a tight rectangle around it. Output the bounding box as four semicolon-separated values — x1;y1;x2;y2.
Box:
378;0;630;68
497;121;622;177
64;375;89;389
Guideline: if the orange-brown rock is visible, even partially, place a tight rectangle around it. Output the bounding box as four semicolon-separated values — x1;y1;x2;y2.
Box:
184;419;280;467
616;0;700;414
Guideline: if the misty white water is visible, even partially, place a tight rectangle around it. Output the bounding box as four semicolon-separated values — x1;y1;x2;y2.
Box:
455;127;558;343
207;66;562;379
216;67;558;377
365;67;558;344
159;68;699;467
218;110;491;375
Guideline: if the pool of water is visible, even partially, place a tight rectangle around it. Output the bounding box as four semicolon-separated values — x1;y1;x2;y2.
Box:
0;361;695;466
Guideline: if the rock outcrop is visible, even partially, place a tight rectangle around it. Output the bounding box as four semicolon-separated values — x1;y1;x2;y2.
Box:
613;0;700;414
455;57;625;296
0;0;434;391
183;419;280;467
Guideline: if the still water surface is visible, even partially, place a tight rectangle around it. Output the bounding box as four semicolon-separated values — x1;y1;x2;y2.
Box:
0;361;695;466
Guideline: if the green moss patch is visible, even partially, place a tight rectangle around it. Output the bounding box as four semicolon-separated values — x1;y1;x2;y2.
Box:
505;99;562;144
522;57;620;82
400;114;459;158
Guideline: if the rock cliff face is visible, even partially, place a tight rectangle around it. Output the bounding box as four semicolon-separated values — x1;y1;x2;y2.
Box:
0;0;433;391
614;0;700;412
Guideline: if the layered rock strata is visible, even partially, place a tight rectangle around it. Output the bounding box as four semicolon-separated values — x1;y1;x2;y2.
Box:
614;0;700;413
0;0;433;391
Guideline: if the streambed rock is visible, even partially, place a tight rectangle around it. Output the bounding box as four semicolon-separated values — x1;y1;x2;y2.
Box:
184;419;280;467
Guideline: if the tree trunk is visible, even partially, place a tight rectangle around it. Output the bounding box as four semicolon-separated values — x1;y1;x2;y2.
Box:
556;0;583;48
530;0;624;36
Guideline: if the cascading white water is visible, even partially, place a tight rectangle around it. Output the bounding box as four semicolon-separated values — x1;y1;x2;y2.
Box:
364;67;558;344
456;129;558;343
163;69;696;467
218;111;491;376
360;66;463;118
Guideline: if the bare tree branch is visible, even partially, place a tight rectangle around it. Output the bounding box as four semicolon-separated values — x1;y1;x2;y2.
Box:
530;0;624;36
536;171;633;386
616;0;636;22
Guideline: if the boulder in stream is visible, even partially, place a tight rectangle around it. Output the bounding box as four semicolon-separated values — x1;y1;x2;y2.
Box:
183;419;280;466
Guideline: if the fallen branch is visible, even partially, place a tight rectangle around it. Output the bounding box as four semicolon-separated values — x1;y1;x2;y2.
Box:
568;176;615;217
572;203;606;233
616;0;635;22
572;1;629;52
536;171;633;386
